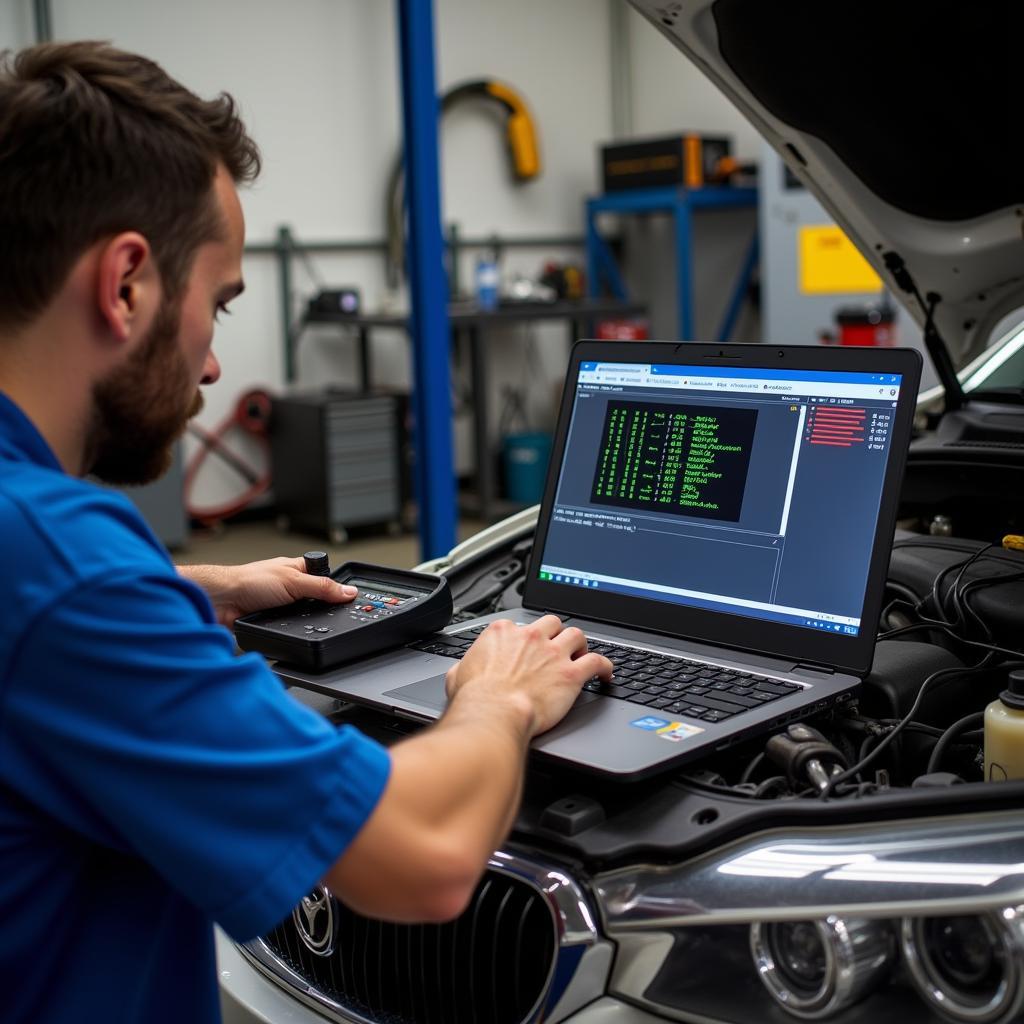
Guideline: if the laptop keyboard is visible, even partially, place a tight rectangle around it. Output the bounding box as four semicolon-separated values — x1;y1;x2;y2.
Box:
409;626;803;724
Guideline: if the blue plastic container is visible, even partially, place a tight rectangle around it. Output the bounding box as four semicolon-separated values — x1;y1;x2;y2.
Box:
502;432;552;504
475;257;499;311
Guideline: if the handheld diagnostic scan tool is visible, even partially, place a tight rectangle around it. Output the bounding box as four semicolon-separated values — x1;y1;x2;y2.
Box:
234;553;453;672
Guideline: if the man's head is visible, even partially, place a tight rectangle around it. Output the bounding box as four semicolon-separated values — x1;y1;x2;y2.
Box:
0;42;259;482
87;164;249;483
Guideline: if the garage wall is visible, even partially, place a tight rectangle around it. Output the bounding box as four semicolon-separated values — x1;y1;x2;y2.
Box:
1;0;761;505
0;3;30;45
626;6;761;160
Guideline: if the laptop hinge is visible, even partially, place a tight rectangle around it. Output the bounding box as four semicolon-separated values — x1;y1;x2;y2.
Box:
795;663;835;676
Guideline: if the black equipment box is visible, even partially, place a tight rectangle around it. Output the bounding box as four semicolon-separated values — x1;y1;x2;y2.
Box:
308;288;360;316
600;133;731;192
235;561;452;672
271;391;403;542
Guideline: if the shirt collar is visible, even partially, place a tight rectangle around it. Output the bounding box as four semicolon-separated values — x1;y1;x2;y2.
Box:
0;391;65;473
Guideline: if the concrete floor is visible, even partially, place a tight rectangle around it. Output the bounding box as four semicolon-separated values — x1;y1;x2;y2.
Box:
173;518;485;571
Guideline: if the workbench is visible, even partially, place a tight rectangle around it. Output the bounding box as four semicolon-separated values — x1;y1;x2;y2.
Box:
292;298;648;520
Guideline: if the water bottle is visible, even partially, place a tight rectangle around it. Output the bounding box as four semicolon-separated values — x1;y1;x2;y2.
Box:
475;256;499;311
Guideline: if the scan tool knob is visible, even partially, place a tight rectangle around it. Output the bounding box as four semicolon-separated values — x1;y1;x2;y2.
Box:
303;551;331;577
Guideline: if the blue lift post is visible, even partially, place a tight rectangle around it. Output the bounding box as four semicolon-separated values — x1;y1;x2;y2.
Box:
585;185;758;341
396;0;456;561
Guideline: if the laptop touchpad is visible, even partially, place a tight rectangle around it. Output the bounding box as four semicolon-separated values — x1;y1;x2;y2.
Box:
384;677;448;711
384;678;600;713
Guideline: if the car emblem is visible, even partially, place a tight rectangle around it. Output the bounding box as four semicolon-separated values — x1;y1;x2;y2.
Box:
293;886;336;956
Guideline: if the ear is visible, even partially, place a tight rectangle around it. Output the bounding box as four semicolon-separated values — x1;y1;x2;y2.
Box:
95;232;161;345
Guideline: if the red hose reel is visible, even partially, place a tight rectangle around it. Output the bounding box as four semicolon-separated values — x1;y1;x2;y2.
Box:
184;388;273;526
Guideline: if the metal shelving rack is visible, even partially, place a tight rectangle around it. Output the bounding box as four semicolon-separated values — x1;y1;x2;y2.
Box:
585;185;759;342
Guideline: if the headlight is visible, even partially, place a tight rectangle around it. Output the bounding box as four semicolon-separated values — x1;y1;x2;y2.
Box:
901;910;1024;1023
750;917;892;1019
596;810;1024;1023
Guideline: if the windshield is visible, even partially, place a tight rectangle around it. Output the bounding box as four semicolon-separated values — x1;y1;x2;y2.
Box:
965;329;1024;393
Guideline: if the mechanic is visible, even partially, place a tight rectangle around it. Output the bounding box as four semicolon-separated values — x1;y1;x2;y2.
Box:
0;41;613;1024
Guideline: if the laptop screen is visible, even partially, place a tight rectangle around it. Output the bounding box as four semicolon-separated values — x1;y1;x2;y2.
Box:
536;359;908;638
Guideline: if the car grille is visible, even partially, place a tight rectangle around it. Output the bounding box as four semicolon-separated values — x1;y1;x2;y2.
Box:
257;871;558;1024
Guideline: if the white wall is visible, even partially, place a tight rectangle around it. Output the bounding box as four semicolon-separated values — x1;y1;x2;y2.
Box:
4;0;763;508
626;7;761;159
0;2;31;46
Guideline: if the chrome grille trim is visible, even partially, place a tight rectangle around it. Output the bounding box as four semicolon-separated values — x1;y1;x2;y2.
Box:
239;941;376;1024
241;847;604;1024
489;848;600;946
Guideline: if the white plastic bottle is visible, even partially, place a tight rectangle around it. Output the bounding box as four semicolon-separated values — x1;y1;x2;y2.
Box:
984;670;1024;782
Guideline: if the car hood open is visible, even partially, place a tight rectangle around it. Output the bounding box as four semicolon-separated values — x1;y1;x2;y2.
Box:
627;0;1024;369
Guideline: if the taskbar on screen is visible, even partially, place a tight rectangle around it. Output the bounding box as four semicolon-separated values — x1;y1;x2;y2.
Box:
537;567;861;637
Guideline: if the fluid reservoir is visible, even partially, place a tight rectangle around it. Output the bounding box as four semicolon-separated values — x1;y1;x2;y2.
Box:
984;669;1024;781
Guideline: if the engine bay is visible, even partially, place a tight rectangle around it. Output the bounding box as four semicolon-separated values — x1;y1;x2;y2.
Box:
397;520;1024;866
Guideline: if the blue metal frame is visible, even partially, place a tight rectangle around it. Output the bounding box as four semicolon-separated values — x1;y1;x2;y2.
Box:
585;186;758;341
397;0;456;560
716;229;759;343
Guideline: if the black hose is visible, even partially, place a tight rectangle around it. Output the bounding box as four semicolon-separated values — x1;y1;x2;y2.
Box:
926;712;985;774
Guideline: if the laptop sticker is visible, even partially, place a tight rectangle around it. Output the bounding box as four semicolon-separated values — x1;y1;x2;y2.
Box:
630;716;670;731
655;721;705;743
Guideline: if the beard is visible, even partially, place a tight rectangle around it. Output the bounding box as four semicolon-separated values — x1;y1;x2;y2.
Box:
86;297;204;486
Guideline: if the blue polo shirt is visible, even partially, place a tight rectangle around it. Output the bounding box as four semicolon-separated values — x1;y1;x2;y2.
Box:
0;392;391;1023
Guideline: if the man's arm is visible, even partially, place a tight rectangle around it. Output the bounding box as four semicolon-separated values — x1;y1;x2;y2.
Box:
323;615;612;923
178;557;357;626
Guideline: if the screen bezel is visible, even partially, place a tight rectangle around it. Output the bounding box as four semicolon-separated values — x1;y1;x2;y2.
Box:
522;340;922;676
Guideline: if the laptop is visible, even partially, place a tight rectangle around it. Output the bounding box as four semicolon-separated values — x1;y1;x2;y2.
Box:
279;341;922;780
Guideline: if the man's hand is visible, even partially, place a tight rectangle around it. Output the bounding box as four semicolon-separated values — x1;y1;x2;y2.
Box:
444;615;613;738
177;557;358;627
324;614;613;922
